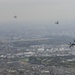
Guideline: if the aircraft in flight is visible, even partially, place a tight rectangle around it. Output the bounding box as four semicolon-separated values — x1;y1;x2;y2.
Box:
55;21;59;24
14;15;17;18
68;40;75;48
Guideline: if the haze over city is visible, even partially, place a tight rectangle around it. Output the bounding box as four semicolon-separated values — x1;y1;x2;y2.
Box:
0;0;75;36
0;0;75;75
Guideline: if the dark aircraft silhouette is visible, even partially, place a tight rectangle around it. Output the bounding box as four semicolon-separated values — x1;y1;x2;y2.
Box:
69;40;75;48
55;21;59;24
14;16;17;18
69;43;75;48
73;39;75;42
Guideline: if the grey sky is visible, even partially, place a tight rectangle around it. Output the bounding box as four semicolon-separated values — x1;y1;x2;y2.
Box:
0;0;75;23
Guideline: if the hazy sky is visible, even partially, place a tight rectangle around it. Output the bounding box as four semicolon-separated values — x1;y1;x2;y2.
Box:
0;0;75;23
